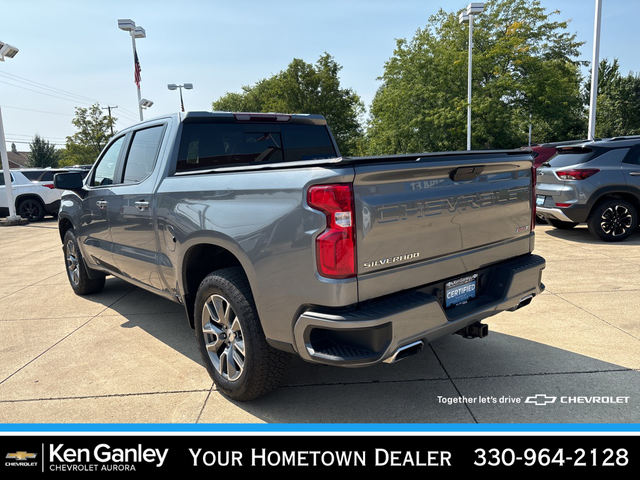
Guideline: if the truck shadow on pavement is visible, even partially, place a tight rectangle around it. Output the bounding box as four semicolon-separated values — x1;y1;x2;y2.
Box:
103;283;639;425
243;334;640;425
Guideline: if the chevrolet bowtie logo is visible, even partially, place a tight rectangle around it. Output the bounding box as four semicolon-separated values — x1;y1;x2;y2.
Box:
6;451;37;460
525;394;557;406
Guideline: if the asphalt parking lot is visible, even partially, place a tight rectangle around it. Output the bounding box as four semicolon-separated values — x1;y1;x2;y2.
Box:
0;218;638;427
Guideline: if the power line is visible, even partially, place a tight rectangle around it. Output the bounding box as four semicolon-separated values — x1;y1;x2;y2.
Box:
0;79;98;106
0;71;106;105
0;72;141;121
0;105;73;117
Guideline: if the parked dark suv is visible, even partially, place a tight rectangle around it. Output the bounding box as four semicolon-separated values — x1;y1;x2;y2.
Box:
536;136;640;241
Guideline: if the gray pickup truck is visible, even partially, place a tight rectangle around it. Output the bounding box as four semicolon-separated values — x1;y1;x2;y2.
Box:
54;112;545;401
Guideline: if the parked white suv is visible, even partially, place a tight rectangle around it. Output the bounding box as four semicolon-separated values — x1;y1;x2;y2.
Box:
0;168;78;221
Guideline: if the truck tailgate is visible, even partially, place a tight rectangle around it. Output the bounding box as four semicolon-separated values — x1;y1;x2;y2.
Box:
352;151;535;301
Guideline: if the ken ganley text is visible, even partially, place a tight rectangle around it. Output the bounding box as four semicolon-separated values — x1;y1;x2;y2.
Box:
49;444;168;471
190;448;452;467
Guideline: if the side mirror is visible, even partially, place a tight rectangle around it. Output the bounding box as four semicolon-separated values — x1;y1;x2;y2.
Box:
54;172;84;190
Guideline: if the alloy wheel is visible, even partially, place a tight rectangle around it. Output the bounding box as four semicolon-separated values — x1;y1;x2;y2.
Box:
65;239;80;286
600;204;633;237
19;200;43;221
201;294;245;382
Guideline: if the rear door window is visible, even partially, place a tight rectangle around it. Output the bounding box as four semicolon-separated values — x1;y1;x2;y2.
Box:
122;125;165;184
622;146;640;165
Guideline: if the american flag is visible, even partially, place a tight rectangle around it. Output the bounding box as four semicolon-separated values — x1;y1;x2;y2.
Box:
134;49;141;88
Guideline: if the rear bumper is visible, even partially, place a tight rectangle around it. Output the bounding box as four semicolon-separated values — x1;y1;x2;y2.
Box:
292;254;545;367
536;206;576;223
536;198;591;223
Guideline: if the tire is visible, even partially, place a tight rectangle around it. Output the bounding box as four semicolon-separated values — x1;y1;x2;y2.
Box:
63;229;106;295
547;218;579;229
194;267;291;401
18;198;45;222
587;199;638;242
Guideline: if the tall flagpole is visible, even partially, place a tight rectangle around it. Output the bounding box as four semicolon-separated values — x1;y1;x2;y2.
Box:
132;39;143;121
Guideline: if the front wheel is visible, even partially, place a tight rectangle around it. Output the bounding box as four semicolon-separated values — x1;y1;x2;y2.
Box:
194;267;291;401
63;229;106;295
587;199;638;242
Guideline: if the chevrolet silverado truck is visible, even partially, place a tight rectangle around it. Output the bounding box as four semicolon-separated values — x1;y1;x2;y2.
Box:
54;112;545;401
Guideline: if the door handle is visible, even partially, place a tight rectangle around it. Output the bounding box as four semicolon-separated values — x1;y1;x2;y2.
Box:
135;200;150;211
96;200;107;209
629;171;640;176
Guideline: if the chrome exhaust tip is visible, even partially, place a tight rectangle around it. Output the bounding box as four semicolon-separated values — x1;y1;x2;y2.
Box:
383;341;424;364
508;294;534;311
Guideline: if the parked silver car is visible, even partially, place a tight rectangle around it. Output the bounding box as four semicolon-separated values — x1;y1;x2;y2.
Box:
536;136;640;241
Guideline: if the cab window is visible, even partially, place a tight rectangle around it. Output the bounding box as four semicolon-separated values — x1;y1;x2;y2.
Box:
122;126;165;184
92;136;125;187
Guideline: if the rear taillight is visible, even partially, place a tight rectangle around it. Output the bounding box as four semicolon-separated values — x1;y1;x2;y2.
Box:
531;166;536;232
555;169;600;180
307;184;356;279
42;183;55;189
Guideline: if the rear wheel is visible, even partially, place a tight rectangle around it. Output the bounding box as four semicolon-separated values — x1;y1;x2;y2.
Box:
587;199;638;242
18;198;45;222
194;267;290;401
547;218;579;229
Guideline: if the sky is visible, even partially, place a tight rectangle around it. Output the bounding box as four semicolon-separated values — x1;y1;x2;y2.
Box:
1;0;639;153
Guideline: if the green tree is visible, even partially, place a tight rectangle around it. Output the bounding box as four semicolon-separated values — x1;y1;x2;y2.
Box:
28;134;60;168
366;0;586;154
59;103;116;166
588;58;640;138
212;54;365;156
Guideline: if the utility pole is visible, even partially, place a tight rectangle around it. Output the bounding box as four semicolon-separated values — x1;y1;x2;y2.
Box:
102;105;118;135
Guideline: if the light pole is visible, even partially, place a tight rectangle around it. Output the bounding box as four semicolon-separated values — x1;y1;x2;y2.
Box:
167;83;193;112
0;40;26;225
587;0;603;141
139;98;154;112
459;3;485;150
118;19;146;121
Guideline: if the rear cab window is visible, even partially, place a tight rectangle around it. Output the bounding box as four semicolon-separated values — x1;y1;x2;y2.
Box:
175;119;337;173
